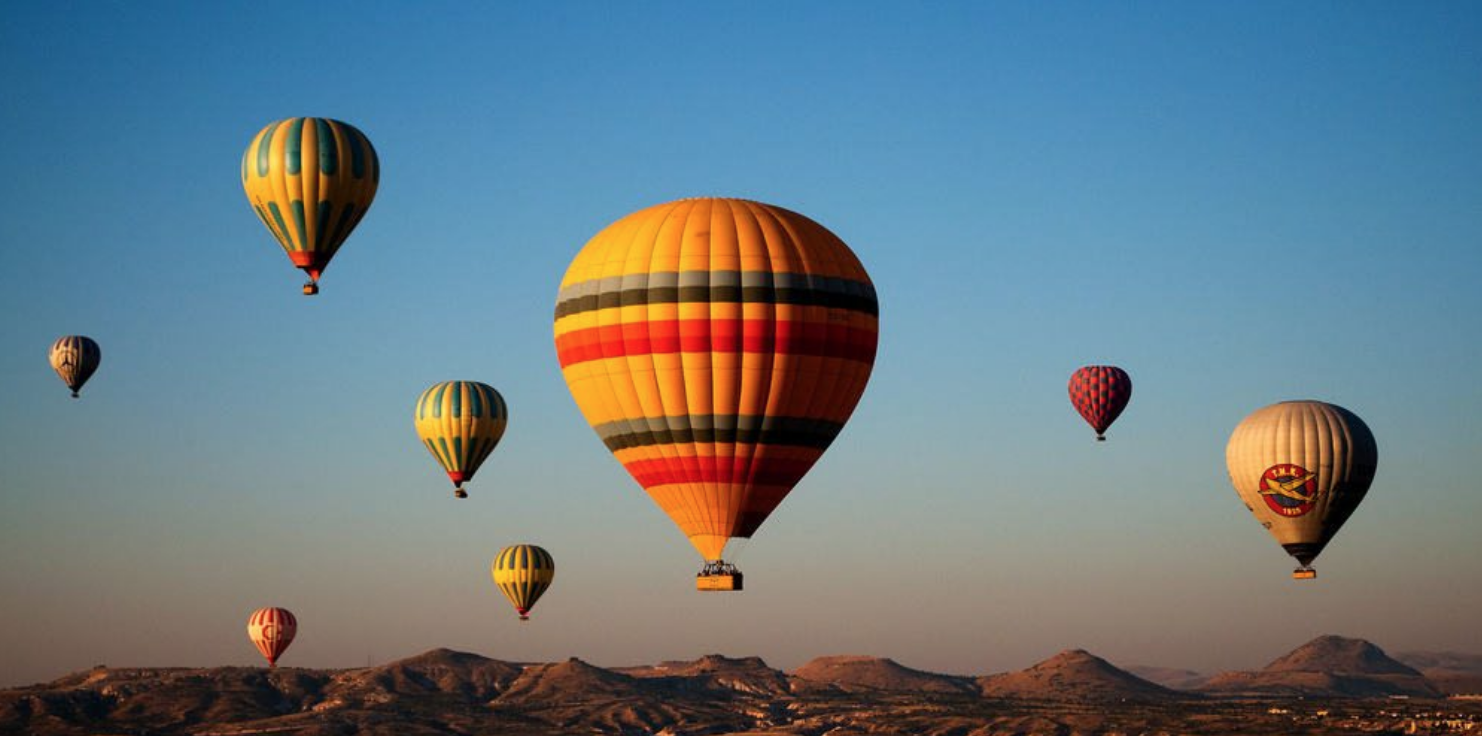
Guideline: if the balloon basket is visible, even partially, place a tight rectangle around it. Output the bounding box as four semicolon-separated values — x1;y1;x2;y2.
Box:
454;488;468;499
696;560;742;591
1292;568;1317;580
302;282;319;296
696;573;742;591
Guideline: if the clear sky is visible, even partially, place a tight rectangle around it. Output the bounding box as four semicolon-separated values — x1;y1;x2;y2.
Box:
2;2;1480;688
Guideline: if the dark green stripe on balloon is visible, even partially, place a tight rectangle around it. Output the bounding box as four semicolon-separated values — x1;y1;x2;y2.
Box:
290;201;307;251
316;119;337;175
256;120;283;177
315;201;332;250
267;203;293;250
468;383;484;418
329;204;357;252
285;118;305;176
346;126;366;179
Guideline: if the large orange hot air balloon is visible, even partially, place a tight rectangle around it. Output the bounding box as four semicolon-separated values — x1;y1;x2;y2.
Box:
246;607;297;667
241;118;379;295
553;198;879;590
1225;400;1378;579
1068;365;1131;441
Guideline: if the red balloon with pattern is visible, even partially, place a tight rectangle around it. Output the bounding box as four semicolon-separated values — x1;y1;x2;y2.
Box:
1068;365;1132;441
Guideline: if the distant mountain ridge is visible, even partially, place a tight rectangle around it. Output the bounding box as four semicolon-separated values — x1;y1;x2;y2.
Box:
1395;650;1482;695
0;636;1465;735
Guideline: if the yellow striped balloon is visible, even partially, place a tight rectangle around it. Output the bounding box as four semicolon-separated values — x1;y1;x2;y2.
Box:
491;544;555;621
414;381;508;499
1225;400;1378;578
49;335;101;398
241;117;379;295
553;198;879;572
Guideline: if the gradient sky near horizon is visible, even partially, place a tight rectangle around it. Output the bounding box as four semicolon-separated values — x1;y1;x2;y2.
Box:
2;2;1480;688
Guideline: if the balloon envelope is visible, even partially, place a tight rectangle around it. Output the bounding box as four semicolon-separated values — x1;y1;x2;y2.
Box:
1068;365;1131;440
553;197;879;562
49;336;101;398
1225;400;1378;572
491;544;555;620
241;117;379;292
246;607;297;667
414;381;508;497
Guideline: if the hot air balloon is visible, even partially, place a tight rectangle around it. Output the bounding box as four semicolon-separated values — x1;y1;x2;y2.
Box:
49;336;101;398
241;117;379;295
492;544;555;621
553;198;879;591
1068;365;1131;441
414;381;508;499
246;607;297;667
1225;400;1378;580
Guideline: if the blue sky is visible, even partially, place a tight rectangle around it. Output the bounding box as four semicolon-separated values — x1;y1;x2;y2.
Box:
2;2;1480;687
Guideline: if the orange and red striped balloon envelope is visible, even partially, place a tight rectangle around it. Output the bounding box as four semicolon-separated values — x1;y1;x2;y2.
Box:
1068;365;1132;441
246;607;297;667
553;197;879;566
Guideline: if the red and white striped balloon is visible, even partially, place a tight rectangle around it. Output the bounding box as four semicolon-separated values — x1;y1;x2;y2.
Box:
246;607;297;667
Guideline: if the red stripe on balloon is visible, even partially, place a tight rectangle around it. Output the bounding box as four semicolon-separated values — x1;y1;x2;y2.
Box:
620;456;819;488
556;319;877;368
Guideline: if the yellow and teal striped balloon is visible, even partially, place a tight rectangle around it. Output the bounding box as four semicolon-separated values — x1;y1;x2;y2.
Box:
413;381;508;499
241;117;379;295
491;544;555;621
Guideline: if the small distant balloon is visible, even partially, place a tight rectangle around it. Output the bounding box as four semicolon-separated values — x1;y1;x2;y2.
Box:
246;607;297;667
49;336;101;398
1225;400;1378;579
414;381;509;499
241;117;379;295
1068;365;1131;441
491;545;555;621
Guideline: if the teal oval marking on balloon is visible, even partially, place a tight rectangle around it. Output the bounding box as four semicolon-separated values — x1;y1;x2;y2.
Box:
267;202;293;250
346;125;366;179
314;201;332;250
253;205;283;243
290;200;307;251
316;119;337;175
467;382;484;418
285;118;305;176
256;120;283;178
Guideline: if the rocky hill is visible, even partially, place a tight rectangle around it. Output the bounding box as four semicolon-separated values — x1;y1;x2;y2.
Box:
790;655;977;694
617;654;794;696
977;649;1181;701
1200;635;1441;698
